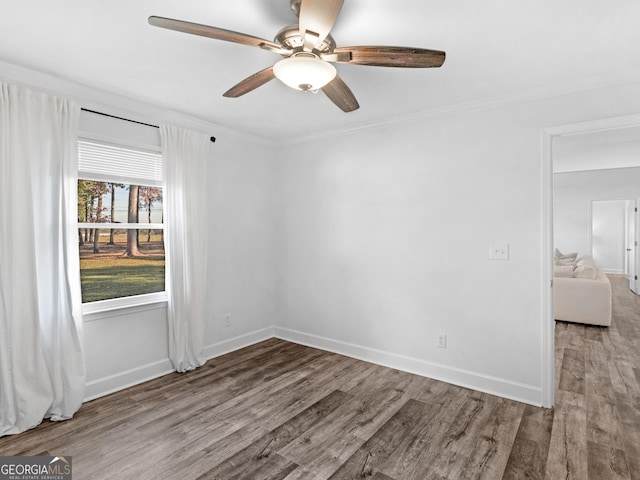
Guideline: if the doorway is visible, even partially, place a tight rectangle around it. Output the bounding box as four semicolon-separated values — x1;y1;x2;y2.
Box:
541;113;640;408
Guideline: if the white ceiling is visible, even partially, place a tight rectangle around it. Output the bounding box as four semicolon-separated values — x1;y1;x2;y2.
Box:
1;0;640;141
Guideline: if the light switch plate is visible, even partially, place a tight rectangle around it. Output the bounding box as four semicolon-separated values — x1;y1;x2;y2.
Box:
490;243;510;260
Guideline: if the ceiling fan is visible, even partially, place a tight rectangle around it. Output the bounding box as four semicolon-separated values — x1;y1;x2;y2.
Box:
149;0;445;112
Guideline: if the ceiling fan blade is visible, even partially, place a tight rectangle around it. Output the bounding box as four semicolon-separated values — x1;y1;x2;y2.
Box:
148;16;287;54
321;75;359;112
331;46;446;68
298;0;344;50
223;67;275;98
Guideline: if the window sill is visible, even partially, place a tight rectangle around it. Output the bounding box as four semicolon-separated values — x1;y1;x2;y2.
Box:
82;292;168;322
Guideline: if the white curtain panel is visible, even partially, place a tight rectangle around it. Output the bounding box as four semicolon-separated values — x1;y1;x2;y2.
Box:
0;83;85;436
161;125;210;372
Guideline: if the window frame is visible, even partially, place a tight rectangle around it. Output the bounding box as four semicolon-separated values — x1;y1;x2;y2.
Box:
77;135;167;315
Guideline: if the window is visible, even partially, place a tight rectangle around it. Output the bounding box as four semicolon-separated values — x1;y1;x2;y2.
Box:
77;139;166;310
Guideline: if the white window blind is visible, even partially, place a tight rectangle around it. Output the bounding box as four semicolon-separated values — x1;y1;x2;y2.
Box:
78;139;163;186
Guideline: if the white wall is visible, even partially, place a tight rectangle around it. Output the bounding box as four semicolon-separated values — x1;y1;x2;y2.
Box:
278;81;640;405
83;305;170;398
205;135;283;348
554;167;640;264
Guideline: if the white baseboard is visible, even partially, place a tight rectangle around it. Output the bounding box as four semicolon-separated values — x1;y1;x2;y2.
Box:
84;325;541;406
202;327;276;360
84;358;174;402
603;268;625;274
84;327;276;402
274;327;542;407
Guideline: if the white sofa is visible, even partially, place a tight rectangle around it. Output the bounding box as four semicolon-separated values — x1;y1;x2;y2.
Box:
553;254;612;326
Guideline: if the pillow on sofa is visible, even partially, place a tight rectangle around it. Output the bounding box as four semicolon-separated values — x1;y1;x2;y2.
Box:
555;257;577;266
576;255;596;267
574;264;598;279
555;248;577;259
554;248;578;266
554;265;575;277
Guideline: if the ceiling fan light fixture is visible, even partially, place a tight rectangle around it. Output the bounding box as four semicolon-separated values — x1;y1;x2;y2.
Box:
273;53;336;92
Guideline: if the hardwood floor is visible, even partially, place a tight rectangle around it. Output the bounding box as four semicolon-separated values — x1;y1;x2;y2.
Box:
1;274;639;479
543;274;640;480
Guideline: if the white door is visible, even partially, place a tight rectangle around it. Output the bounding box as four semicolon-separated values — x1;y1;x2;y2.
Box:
626;199;638;293
592;200;626;274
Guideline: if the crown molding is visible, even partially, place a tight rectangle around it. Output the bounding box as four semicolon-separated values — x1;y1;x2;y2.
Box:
0;59;278;149
4;58;640;151
279;67;640;148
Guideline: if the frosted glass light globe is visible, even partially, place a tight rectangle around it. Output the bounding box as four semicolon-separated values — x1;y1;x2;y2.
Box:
273;53;337;92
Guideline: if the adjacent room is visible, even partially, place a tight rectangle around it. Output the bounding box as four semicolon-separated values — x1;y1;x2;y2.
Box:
1;0;640;478
553;125;640;329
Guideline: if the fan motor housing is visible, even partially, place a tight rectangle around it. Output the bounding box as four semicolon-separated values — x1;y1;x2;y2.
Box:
275;25;335;54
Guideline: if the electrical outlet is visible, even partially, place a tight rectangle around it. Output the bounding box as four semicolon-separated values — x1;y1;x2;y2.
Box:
224;313;231;328
437;333;447;349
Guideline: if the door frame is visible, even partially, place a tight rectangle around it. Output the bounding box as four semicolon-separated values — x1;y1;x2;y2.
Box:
540;113;640;408
626;199;639;293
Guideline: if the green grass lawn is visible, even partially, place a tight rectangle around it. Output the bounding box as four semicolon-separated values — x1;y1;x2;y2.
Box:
80;257;165;303
79;233;165;303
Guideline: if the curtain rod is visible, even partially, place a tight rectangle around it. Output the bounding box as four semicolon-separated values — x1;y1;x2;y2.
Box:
80;108;216;143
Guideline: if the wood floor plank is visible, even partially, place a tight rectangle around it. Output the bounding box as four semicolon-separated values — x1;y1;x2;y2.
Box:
503;436;544;480
344;363;428;403
278;385;412;478
558;347;585;395
202;390;349;480
585;337;610;379
404;392;519;480
375;385;472;479
371;473;395;480
502;405;554;480
199;453;299;480
443;392;493;451
326;399;429;480
554;321;569;348
557;322;585;350
453;398;524;480
544;390;588;480
587;441;631;480
607;350;634;395
613;361;640;396
586;375;626;450
151;422;271;480
614;393;640;480
584;325;605;343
